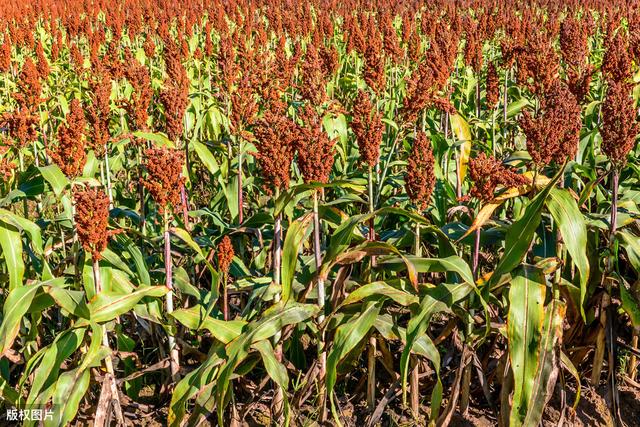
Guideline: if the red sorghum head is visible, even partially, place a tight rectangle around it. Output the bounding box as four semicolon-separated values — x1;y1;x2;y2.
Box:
295;104;336;184
351;90;384;168
405;131;436;211
217;235;234;274
74;187;111;260
48;99;87;178
600;80;638;168
469;153;528;202
141;147;185;212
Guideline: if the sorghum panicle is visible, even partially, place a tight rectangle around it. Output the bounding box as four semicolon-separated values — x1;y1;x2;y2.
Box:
405;131;436;211
217;235;234;274
469;153;528;202
74;187;111;260
48;99;87;178
600;80;639;168
351;90;384;168
295;104;336;184
141;147;185;212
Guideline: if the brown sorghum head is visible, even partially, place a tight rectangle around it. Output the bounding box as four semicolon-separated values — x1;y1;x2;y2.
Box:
516;29;558;96
1;109;38;148
48;99;87;178
469;153;528;202
351;90;384;168
141;147;185;212
485;62;500;109
144;33;156;58
405;131;436;211
295;104;336;184
602;29;632;84
35;41;49;80
124;55;153;131
87;75;112;158
559;15;589;71
74;187;111;260
160;40;190;141
70;42;84;71
0;156;15;182
0;37;10;73
299;42;327;105
363;25;386;95
217;235;234;274
251;102;297;193
15;57;41;111
520;80;582;166
600;80;638;168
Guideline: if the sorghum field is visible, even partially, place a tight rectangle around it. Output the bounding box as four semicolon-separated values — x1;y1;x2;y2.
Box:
1;0;640;425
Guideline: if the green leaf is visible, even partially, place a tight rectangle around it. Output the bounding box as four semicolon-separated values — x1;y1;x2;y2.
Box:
26;327;86;407
380;255;475;289
48;368;90;427
0;209;45;255
0;279;64;357
450;113;472;184
281;212;313;303
520;299;566;426
192;140;220;176
399;281;473;421
253;339;289;390
88;286;168;323
44;286;90;319
170;306;246;344
0;219;24;291
38;165;69;197
339;281;418;308
172;227;217;276
620;279;640;328
215;303;318;426
490;173;559;288
327;300;382;425
618;231;640;274
546;188;590;319
132;131;175;148
508;266;547;426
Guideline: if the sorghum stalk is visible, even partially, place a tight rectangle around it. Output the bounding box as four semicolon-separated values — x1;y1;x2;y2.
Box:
367;165;376;410
313;190;327;420
237;137;243;224
164;210;180;381
629;328;639;380
410;222;421;418
272;189;284;421
104;146;114;209
92;258;125;426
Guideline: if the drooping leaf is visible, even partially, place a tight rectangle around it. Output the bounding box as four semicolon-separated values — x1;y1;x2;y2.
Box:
546;188;590;318
281;212;313;303
508;266;547;426
88;286;168;323
327;299;382;425
490;173;559;288
0;279;64;357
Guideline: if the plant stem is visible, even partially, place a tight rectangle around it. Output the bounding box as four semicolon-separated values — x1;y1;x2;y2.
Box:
367;334;377;410
222;270;229;321
272;189;284;421
237;137;243;224
367;167;377;410
410;222;421;418
313;190;327;421
104;146;114;210
164;210;180;382
92;257;125;426
629;328;639;380
591;168;619;387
